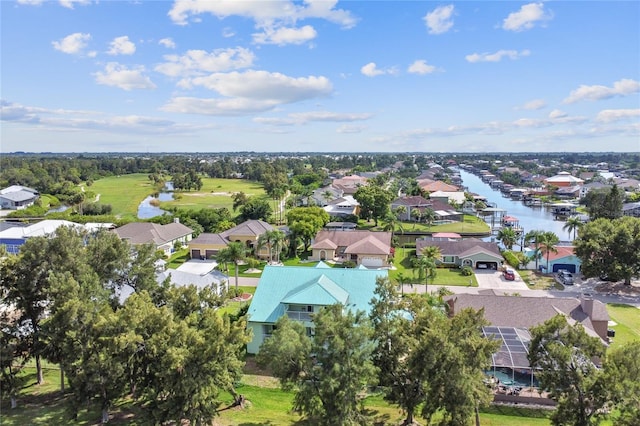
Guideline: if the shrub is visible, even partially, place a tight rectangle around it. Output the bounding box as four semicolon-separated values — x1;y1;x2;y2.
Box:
460;265;473;276
503;251;521;268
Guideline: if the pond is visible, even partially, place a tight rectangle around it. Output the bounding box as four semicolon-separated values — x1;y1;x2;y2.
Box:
137;182;174;219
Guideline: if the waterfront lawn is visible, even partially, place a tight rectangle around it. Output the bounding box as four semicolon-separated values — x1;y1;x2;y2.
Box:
87;174;159;219
364;214;490;234
607;303;640;347
160;178;267;211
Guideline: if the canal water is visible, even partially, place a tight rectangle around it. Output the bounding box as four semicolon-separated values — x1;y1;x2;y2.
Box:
457;169;570;241
137;182;174;219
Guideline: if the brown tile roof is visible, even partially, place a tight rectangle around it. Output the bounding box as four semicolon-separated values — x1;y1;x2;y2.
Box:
421;181;459;192
311;230;391;255
114;222;193;246
190;233;228;245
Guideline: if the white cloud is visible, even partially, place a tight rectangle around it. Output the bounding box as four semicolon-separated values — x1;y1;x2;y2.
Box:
361;62;397;77
465;49;530;63
52;32;91;55
520;99;546;110
155;47;255;77
168;0;357;29
163;70;333;116
222;27;235;38
502;2;551;32
59;0;90;9
17;0;44;5
549;109;567;119
93;63;157;91
162;97;278;116
408;60;437;75
563;79;640;104
187;70;332;103
596;109;640;123
159;38;176;49
254;111;373;126
107;36;136;56
337;124;365;134
253;25;317;45
424;5;454;35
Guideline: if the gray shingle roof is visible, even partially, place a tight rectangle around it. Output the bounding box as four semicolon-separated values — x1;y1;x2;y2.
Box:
416;238;502;257
114;222;193;246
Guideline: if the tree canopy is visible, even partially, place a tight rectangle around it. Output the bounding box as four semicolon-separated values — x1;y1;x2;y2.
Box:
575;217;640;285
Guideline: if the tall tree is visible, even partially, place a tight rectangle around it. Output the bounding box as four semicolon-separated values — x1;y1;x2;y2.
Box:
539;231;559;273
239;197;272;222
216;242;247;291
528;315;608;426
575;217;640;285
258;305;377;426
257;229;286;263
563;216;583;241
584;185;624;220
354;184;393;226
524;229;544;270
604;341;640;425
287;206;330;253
412;255;437;293
497;226;518;250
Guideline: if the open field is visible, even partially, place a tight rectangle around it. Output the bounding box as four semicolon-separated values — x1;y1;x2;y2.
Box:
86;174;160;220
86;175;266;219
160;178;267;212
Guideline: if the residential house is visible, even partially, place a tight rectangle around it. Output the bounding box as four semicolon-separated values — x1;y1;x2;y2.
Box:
419;180;459;193
331;175;368;195
187;219;277;260
0;219;114;254
526;245;582;273
246;263;388;353
0;185;39;210
429;190;467;206
544;172;584;188
113;220;193;257
623;202;640;218
309;230;392;268
310;186;343;206
391;195;432;221
554;185;581;199
416;238;503;269
446;293;609;343
323;195;360;218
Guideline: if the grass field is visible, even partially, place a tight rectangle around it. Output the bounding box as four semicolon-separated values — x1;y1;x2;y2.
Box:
86;175;266;219
160;178;266;212
607;303;640;348
389;248;478;286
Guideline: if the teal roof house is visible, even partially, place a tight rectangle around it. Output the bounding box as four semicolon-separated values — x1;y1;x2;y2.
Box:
246;262;388;354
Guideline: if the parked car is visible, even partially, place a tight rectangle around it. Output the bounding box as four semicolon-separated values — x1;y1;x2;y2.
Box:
557;270;574;285
503;268;515;281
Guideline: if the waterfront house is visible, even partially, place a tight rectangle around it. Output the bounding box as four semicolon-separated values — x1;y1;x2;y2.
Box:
246;263;387;354
114;220;193;257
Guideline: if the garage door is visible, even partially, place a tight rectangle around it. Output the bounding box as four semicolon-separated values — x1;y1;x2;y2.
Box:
476;261;498;270
553;264;576;273
205;250;218;259
361;257;383;267
191;249;201;259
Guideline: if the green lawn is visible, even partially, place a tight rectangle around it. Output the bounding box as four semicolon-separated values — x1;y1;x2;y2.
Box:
86;174;161;220
86;175;267;219
389;248;478;286
160;178;267;211
607;303;640;348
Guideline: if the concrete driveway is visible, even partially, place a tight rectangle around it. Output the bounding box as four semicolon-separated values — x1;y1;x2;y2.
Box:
176;259;217;275
474;269;529;291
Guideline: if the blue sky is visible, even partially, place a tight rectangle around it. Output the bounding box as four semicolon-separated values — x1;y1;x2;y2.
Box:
1;0;639;153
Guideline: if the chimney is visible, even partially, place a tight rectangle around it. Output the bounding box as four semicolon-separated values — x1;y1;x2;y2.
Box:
174;218;180;224
581;295;594;318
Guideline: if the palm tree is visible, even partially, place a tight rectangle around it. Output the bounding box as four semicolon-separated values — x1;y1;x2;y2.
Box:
412;255;437;294
423;208;436;230
539;231;559;274
257;229;287;263
563;216;583;241
395;272;408;296
217;241;246;291
322;190;334;206
524;230;544;271
497;227;518;250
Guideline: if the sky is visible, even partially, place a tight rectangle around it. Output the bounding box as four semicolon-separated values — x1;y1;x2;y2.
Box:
1;0;639;153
